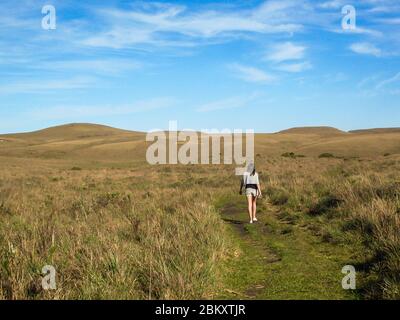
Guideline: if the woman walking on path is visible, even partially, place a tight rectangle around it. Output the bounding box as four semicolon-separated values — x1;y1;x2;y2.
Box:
239;163;262;224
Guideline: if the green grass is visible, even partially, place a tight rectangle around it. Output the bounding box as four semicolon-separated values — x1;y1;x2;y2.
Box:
216;194;360;300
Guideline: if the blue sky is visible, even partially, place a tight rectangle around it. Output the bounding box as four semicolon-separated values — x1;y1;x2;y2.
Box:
0;0;399;133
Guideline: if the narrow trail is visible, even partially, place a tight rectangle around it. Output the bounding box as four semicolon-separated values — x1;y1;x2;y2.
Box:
216;195;359;300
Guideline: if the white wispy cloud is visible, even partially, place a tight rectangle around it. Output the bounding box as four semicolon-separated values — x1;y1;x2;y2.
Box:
81;1;304;49
2;0;397;59
275;61;312;73
366;0;400;14
264;42;311;73
357;75;380;89
265;42;307;62
32;59;142;75
318;0;346;9
229;64;276;83
1;0;399;107
332;27;383;37
376;72;400;89
0;77;96;95
374;18;400;25
349;42;382;57
356;72;400;97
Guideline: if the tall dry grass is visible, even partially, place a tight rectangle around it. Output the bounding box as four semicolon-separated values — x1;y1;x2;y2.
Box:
0;165;230;299
0;154;399;299
262;156;400;299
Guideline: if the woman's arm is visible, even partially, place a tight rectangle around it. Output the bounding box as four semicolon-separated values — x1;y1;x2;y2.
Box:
257;183;262;197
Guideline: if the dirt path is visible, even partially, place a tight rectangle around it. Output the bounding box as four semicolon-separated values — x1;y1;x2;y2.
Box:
216;195;359;300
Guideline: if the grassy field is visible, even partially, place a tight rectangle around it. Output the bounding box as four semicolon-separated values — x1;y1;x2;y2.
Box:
0;124;399;299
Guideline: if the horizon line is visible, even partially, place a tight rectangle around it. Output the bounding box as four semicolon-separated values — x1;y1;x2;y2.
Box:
1;122;400;136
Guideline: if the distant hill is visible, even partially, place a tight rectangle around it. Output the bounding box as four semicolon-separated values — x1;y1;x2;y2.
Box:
277;126;346;136
0;123;145;161
3;123;137;141
0;123;399;161
349;128;400;135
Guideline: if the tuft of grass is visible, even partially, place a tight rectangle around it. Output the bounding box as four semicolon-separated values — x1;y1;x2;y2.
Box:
281;152;305;159
281;152;296;158
308;195;342;216
318;153;335;158
266;187;290;206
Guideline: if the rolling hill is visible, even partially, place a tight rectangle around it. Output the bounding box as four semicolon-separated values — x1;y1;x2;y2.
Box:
349;128;400;135
0;123;399;163
2;123;138;141
277;126;347;136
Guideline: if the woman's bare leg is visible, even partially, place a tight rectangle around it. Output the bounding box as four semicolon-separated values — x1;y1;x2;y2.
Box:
247;195;253;222
252;196;257;220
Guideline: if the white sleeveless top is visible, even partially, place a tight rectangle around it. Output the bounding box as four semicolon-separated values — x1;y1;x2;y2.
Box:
243;172;259;185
